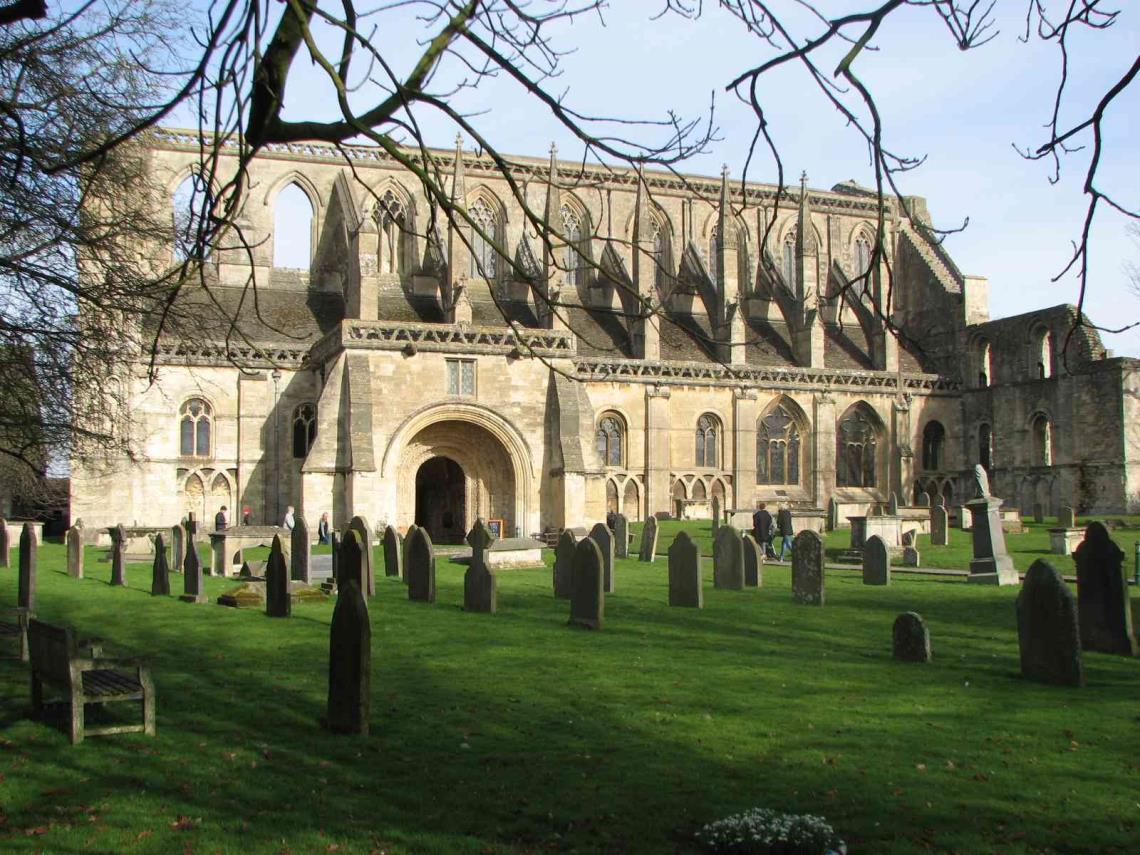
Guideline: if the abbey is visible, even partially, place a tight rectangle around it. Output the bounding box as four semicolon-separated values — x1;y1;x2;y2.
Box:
69;130;1140;541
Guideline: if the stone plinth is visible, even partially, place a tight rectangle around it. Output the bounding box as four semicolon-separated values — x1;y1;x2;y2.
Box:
848;515;902;549
486;537;545;569
966;497;1018;585
209;526;291;577
1049;528;1083;556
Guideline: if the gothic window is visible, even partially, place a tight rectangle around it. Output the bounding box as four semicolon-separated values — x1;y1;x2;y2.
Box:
595;414;624;467
179;398;212;458
695;414;719;468
978;422;993;472
172;173;212;261
854;232;872;276
446;359;476;396
1031;414;1052;466
606;479;619;514
560;204;586;286
469;197;498;279
921;421;946;471
377;190;407;276
756;403;802;486
1033;327;1054;379
836;404;879;488
652;221;669;290
273;182;313;268
977;341;993;388
292;403;317;458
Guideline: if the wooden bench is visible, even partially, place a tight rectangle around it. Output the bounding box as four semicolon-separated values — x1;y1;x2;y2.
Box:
0;607;28;661
28;620;155;744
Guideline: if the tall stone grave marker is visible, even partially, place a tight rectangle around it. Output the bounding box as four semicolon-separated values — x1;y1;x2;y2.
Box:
348;516;375;597
172;524;185;573
180;533;206;604
265;535;291;617
892;612;931;662
1032;502;1044;524
930;505;949;547
109;524;127;586
0;516;8;567
338;529;363;589
568;537;604;630
1059;506;1076;529
792;530;825;605
382;525;403;579
402;524;420;586
613;513;629;559
1074;522;1136;656
463;519;497;613
711;494;721;534
966;465;1018;585
17;523;36;612
151;533;171;596
406;526;436;603
712;525;744;590
668;531;702;608
291;513;311;584
1017;559;1083;686
827;496;839;531
553;529;576;600
323;565;370;736
862;534;890;585
589;522;615;593
66;525;84;579
742;533;763;588
638;516;659;562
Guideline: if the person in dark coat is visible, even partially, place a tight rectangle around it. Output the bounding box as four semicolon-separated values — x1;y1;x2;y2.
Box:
776;504;794;561
214;505;228;532
317;512;331;545
752;503;775;558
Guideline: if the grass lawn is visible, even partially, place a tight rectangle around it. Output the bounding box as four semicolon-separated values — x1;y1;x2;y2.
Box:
1;537;1139;853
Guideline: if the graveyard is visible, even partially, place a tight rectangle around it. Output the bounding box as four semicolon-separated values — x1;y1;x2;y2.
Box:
1;522;1139;854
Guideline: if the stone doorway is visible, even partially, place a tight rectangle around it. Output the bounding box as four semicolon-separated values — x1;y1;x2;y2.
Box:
415;456;467;545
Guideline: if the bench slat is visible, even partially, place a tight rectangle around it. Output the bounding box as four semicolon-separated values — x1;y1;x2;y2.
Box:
82;669;143;697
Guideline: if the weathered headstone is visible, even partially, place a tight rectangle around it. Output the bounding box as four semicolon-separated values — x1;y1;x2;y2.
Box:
406;526;436;603
180;534;206;603
791;530;825;605
892;612;931;662
239;560;254;578
712;525;745;590
348;515;375;597
827;496;839;531
613;513;629;559
1059;506;1076;529
0;516;8;567
930;505;949;546
956;505;971;531
1074;522;1136;656
66;525;84;579
862;534;890;585
638;516;659;562
1032;502;1044;524
265;535;291;617
17;523;36;612
172;524;185;573
382;525;403;579
291;513;311;584
338;529;363;590
323;577;370;735
463;519;496;613
916;491;930;508
742;533;762;588
966;465;1017;585
402;524;420;586
589;522;615;593
711;494;721;534
1017;559;1083;686
151;532;171;596
887;491;899;515
553;529;576;600
568;537;604;630
902;545;921;567
667;531;702;608
109;524;127;586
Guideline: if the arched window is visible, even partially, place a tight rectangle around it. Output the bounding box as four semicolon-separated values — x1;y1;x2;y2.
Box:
836;404;879;488
179;398;212;458
292;403;317;458
1033;327;1054;379
652;220;670;290
606;479;619;514
469;197;499;279
757;402;802;485
1031;414;1052;466
595;414;624;467
695;414;719;468
977;341;993;388
854;232;873;276
273;182;313;268
172;173;212;261
560;203;587;287
978;422;993;472
921;421;946;471
377;190;407;276
781;228;796;287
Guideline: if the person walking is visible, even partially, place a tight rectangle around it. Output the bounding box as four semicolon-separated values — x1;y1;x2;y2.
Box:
214;505;228;532
752;503;775;559
283;505;296;531
318;512;331;545
776;504;794;561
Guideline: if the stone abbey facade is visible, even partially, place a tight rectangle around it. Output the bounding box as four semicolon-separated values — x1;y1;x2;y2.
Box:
69;130;1140;542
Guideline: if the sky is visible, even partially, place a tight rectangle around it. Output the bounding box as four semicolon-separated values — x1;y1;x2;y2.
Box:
191;1;1140;356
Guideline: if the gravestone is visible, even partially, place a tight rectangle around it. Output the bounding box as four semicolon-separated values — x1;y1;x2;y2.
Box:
827;496;839;531
348;516;375;596
109;524;127;586
265;535;291;618
742;533;763;588
553;529;576;600
17;523;36;612
668;531;703;608
712;525;745;590
323;577;370;735
382;525;403;579
638;515;659;562
338;529;363;590
151;532;171;596
463;520;497;613
1074;522;1136;656
966;465;1018;585
568;537;604;630
0;516;8;567
1059;506;1076;529
930;505;949;546
186;514;201;574
291;513;311;584
406;526;436;603
892;612;931;662
916;491;930;508
589;522;615;593
956;505;971;531
239;560;254;577
902;545;921;567
862;534;890;585
613;513;629;559
1033;502;1044;524
66;525;84;579
887;492;899;515
711;494;721;534
172;524;185;573
402;524;420;585
330;530;341;585
1017;559;1083;686
791;530;825;605
180;534;206;603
